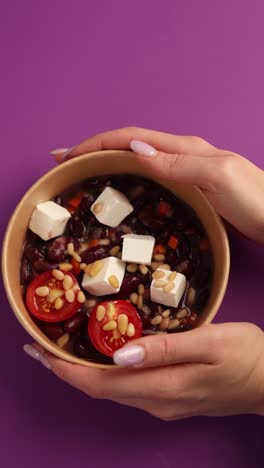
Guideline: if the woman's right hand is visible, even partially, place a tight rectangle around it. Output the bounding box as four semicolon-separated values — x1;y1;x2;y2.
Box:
51;127;264;243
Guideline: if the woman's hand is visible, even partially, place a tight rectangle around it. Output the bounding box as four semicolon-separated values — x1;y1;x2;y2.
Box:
27;322;264;419
51;127;264;243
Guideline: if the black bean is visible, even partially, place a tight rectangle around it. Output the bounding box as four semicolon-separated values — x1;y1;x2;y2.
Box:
24;245;45;263
81;245;110;264
80;194;95;219
63;312;87;334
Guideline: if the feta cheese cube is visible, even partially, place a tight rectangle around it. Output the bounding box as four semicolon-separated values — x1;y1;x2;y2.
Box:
121;234;155;265
150;268;186;308
91;187;133;228
82;256;125;296
29;201;71;241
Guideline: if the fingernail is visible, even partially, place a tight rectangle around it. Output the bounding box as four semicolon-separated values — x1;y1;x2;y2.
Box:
130;140;157;158
23;344;41;361
113;345;145;367
49;148;69;155
39;354;51;369
23;344;51;369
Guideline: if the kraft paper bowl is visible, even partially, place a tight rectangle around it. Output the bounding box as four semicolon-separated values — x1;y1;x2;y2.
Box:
2;150;230;368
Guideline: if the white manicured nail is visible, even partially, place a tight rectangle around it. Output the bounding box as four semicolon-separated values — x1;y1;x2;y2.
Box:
130;140;158;158
50;148;69;155
113;345;145;366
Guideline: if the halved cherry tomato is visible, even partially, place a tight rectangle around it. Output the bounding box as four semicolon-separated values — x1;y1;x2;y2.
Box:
26;271;80;323
88;300;143;357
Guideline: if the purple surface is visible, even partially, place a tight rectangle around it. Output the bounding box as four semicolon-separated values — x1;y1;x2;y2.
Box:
1;0;264;467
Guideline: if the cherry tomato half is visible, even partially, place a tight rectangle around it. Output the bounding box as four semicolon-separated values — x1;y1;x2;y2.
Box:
26;271;81;322
88;300;143;357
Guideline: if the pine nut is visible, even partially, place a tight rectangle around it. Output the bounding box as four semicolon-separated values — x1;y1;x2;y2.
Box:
110;245;120;256
96;305;106;321
139;264;148;275
162;309;171;318
168;318;180;330
164;281;175;293
142;305;151;315
168;271;177;282
80;263;87;270
154;253;165;261
35;286;49;297
72;284;80;292
63;275;73;290
77;291;86;304
59;263;73;272
67;243;74;255
159;318;171;331
126;263;138;273
93;202;104;214
117;314;128;335
151;315;162;325
187;287;196;305
126;323;135;337
55;297;63;310
159;264;171;270
107;302;116;319
52;269;65;281
108;275;119;289
138;284;144;295
89;260;104;277
57;333;70;348
176;308;188;319
99;238;110;245
137;294;143;309
130;292;138;304
153;279;166;288
152;270;165;280
73;252;82;263
47;288;64;303
65;289;75;303
103;320;117;331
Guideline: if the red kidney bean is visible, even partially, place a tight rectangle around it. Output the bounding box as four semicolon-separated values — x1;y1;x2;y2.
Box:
81;245;110;264
48;236;68;262
42;323;64;340
24;245;45;263
20;257;33;285
117;274;140;298
33;259;58;272
67;214;85;239
63;312;87;334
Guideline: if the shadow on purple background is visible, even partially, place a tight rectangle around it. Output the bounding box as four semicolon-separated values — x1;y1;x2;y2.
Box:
1;1;264;467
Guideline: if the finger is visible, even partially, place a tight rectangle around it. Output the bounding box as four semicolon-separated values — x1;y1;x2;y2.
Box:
113;324;219;368
130;139;217;190
50;127;214;163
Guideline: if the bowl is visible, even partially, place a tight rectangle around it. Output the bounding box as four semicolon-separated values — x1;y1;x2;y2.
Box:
2;150;230;369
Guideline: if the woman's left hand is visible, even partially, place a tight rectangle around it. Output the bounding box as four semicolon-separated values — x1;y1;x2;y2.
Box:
29;322;264;420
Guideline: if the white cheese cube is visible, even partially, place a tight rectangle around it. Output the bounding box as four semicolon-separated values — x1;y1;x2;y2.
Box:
150;268;186;308
82;256;125;296
91;187;133;228
121;234;155;265
29;201;71;241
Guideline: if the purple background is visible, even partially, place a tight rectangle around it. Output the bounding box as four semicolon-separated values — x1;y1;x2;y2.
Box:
1;0;264;466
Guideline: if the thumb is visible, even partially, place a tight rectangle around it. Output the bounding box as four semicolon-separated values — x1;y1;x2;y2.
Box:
113;324;218;368
130;140;216;191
